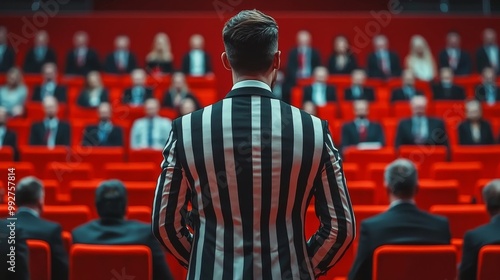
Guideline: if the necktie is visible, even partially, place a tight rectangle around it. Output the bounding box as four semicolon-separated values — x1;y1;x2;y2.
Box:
313;84;326;106
359;122;368;142
414;117;426;144
117;52;126;71
298;50;305;77
404;86;414;99
471;123;481;143
36;47;44;61
76;49;85;67
488;46;498;69
380;52;390;76
45;122;53;147
486;85;496;105
132;87;143;105
98;123;109;144
147;118;154;148
353;86;362;99
448;49;458;69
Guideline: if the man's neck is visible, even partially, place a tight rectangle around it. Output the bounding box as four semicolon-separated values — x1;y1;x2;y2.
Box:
233;74;273;89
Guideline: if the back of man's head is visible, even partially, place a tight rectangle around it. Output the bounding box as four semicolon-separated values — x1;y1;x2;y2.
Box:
95;180;127;220
483;179;500;216
384;159;418;200
16;176;44;209
222;10;278;74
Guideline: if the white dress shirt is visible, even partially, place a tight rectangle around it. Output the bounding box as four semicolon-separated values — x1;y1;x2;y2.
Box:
45;118;59;148
189;50;205;76
231;80;272;91
130;116;172;150
311;82;327;106
0;126;5;147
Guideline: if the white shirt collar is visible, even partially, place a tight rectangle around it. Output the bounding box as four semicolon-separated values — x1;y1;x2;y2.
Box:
17;206;40;218
389;199;416;208
231;80;272;92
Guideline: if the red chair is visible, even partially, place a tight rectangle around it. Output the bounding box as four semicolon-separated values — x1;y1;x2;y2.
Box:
415;180;459;210
290;86;303;108
398;145;448;178
431;162;483;202
316;103;338;121
343;147;396;172
42;205;92;232
104;162;158;182
25;103;68;121
381;118;398;148
40;180;59;205
44;162;93;193
430;101;465;122
165;252;188;280
127;149;164;164
366;163;397;204
340;103;390;122
482;104;500;120
74;147;125;177
392;102;412;119
70;244;152;280
475;178;495;203
0;162;35;181
159;108;178;121
477;245;500;280
347;181;376;205
19;146;69;178
373;245;457;280
452;146;500;178
7;119;31;146
342;163;359;181
430;205;489;239
191;88;219;107
452;238;463;264
27;240;51;280
0;146;14;162
62;231;72;254
127;206;151;223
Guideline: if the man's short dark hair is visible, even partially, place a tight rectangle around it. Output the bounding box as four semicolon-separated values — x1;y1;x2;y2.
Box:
16;176;44;206
223;9;278;74
483;179;500;214
95;180;128;219
384;159;418;199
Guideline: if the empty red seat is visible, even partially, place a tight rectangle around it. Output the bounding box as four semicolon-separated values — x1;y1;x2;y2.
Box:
159;108;178;121
431;162;483;202
415;180;459;210
430;205;489;239
27;240;51;280
482;104;500;120
474;178;495;203
430;101;465;121
19;147;69;178
75;147;124;177
191;88;219;107
127;206;151;223
104;162;158;182
452;146;500;178
392;102;412;119
62;231;72;254
316;103;338;121
477;245;500;280
347;180;376;205
0;162;35;182
342;162;359;181
25;103;67;121
127;149;164;164
7;119;31;146
398;145;448;178
0;146;14;162
44;162;93;194
343;147;396;172
42;205;91;232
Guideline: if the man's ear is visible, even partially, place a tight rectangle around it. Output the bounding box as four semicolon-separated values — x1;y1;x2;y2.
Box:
221;52;232;70
273;51;281;70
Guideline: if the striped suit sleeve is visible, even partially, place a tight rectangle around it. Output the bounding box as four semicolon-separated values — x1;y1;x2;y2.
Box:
152;119;193;268
307;120;356;276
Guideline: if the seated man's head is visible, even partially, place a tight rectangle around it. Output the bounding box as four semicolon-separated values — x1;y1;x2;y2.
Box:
0;107;7;125
131;69;147;87
16;176;45;213
98;102;112;122
179;97;199;116
42;62;57;81
482;67;496;85
86;71;102;89
410;95;428;117
190;34;204;50
402;69;415;86
465;99;482;123
353;99;369;119
351;69;366;86
312;66;328;84
171;72;187;92
384;159;418;201
440;67;454;86
373;35;388;51
114;35;130;51
144;98;160;118
95;180;127;220
483;179;500;217
296;30;311;48
73;31;89;48
43;96;59;119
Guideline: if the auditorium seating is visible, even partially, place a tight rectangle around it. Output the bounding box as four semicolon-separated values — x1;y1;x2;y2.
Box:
42;206;92;232
431;162;483;202
477;246;500;280
415;180;460;210
127;206;151;223
398;145;448;178
19;147;70;178
27;240;51;280
346;180;376;205
104;162;158;182
430;205;490;239
0;146;14;161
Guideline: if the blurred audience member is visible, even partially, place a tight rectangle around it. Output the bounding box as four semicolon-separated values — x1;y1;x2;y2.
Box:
123;69;153;106
348;159;451;280
345;69;375;101
0;219;30;280
476;28;499;74
432;67;466;100
327;35;358;75
0;26;15;73
458;100;495;145
23;30;57;73
302;101;316;116
0;67;27;116
162;72;199;109
341;100;385;148
32;63;67;102
438;31;472;75
367;35;402;79
178;96;200;116
130;98;171;150
395;95;449;148
146;32;174;74
390;69;424;102
405;35;436;81
285;30;321;85
0;106;18;160
15;176;69;280
182;34;212;76
77;71;109;108
65;31;100;76
29;96;70;147
459;179;500;280
475;67;500;105
302;66;336;107
272;70;285;100
104;35;137;74
82;102;123;147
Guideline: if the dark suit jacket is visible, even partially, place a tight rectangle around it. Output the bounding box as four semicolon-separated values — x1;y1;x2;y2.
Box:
22;47;57;73
76;89;109;108
0;46;15;73
327;53;358;75
181;51;212;75
32;85;67;103
103;52;137;74
457;120;495;145
72;219;172;280
438;49;472;75
476;47;500;74
474;85;500;103
432;83;466;100
29;121;71;146
348;203;451;280
341;121;385;147
2;129;19;161
459;215;500;280
82;124;124;147
285;47;322;85
390;87;424;102
15;211;68;280
395;117;449;148
344;87;376;101
65;48;100;75
0;219;30;280
122;87;153;105
366;51;402;78
302;84;337;104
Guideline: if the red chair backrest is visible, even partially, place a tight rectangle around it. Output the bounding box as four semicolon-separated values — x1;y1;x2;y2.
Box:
42;205;92;232
430;205;489;239
27;239;51;280
477;245;500;280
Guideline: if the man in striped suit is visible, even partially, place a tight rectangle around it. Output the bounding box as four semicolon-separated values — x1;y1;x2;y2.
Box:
152;10;355;280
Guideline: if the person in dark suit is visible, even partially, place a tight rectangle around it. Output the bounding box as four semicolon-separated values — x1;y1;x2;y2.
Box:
22;30;57;74
0;219;30;280
0;107;19;160
345;69;376;101
285;30;321;86
475;67;500;104
366;35;402;79
162;72;199;109
458;100;495;145
302;66;337;106
29;96;70;147
0;26;15;73
82;102;123;146
182;34;212;76
32;63;67;103
438;31;472;76
348;159;451;280
65;31;100;76
146;32;174;74
432;67;466;100
327;35;358;75
122;69;153;106
459;179;500;280
391;70;424;102
72;180;173;280
395;95;449;148
15;177;69;280
342;100;385;148
153;10;355;279
104;35;137;74
76;71;109;108
476;28;499;74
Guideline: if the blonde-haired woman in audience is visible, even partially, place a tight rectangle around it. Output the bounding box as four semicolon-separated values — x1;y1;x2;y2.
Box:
0;67;28;117
405;35;437;81
146;32;174;74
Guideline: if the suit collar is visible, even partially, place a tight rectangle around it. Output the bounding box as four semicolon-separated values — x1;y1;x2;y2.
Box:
492;214;500;224
388;202;418;212
225;86;276;99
